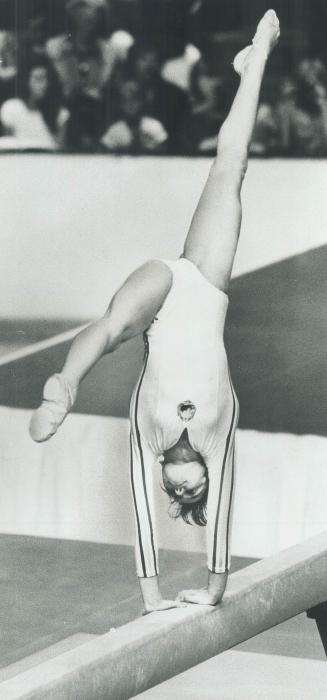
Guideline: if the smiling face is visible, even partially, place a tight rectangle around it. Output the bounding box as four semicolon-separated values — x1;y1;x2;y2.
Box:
162;460;207;504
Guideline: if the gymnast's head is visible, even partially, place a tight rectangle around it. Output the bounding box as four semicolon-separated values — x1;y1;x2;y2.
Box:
161;456;209;526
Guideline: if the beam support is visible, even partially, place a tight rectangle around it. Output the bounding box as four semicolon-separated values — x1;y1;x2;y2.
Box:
1;531;327;700
307;601;327;656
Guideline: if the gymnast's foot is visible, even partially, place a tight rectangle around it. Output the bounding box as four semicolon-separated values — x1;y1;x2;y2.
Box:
233;10;280;76
29;373;77;442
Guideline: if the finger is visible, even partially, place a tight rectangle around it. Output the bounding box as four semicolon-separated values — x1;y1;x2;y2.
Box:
176;592;190;602
176;590;196;601
183;595;198;604
143;599;188;615
177;595;192;604
161;600;187;611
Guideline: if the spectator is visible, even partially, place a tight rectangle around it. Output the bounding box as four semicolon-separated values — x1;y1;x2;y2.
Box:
0;57;68;151
297;58;326;88
250;101;279;156
101;79;167;153
161;43;201;93
114;42;189;153
47;0;133;151
65;92;107;152
250;81;280;157
0;30;17;105
46;0;133;100
276;63;327;156
181;57;224;154
140;0;200;91
18;16;48;66
274;76;297;153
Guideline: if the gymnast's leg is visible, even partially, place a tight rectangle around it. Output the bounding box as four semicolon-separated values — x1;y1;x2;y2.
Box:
177;9;279;608
182;10;280;293
29;260;172;442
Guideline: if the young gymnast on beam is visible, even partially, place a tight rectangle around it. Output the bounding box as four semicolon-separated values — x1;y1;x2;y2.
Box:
30;10;280;614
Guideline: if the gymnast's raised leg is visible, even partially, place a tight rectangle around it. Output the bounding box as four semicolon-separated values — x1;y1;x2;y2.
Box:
182;9;280;294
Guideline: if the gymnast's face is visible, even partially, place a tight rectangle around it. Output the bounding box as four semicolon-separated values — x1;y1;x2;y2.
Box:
162;460;207;504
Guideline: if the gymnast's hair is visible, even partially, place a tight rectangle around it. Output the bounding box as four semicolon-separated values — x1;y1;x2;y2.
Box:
162;471;209;527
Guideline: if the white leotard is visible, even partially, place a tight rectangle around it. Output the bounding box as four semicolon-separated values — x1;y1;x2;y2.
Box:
130;257;239;577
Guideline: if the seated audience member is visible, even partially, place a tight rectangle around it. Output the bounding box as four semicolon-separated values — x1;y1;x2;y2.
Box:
297;58;326;89
18;16;48;65
0;57;68;151
250;90;279;156
102;79;167;153
274;76;297;153
65;92;107;152
46;0;133;100
181;56;224;154
114;42;189;153
276;61;327;156
161;42;201;92
0;30;17;104
141;0;200;91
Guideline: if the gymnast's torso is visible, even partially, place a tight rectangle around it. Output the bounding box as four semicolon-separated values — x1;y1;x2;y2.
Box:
130;257;238;460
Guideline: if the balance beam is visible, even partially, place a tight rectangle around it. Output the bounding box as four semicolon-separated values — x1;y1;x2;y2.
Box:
2;531;327;700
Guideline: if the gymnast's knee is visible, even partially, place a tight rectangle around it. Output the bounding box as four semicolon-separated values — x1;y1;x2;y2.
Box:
212;145;248;184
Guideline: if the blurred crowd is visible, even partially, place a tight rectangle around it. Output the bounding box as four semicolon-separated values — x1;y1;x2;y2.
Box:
0;0;327;156
251;58;327;157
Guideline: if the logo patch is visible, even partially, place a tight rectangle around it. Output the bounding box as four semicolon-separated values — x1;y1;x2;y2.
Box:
177;400;196;422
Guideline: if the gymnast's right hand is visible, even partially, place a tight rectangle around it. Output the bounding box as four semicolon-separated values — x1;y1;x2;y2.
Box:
142;599;187;615
139;575;187;615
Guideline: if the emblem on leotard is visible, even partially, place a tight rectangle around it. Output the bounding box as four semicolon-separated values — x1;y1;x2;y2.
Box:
177;400;196;422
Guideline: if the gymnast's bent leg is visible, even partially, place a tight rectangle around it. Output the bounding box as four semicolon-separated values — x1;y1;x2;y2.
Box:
29;260;172;442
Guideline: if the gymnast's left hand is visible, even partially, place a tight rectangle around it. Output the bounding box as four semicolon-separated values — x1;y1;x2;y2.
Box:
176;587;218;606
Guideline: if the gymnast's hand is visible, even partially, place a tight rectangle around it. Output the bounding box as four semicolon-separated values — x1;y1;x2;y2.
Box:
140;575;187;615
176;587;219;606
142;599;187;615
177;571;228;606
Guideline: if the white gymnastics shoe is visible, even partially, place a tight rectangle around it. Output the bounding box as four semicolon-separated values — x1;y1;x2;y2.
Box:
233;10;280;76
29;373;76;442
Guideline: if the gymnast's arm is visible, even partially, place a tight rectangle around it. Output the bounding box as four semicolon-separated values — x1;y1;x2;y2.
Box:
60;260;183;612
177;448;232;606
130;433;188;614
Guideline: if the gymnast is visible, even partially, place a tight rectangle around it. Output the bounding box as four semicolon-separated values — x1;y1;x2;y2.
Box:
30;10;280;614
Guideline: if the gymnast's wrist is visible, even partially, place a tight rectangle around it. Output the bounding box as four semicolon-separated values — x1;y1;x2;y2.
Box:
207;570;228;604
139;575;162;610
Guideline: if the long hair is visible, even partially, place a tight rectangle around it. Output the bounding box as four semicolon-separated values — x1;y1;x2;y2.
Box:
16;55;63;135
162;473;209;526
